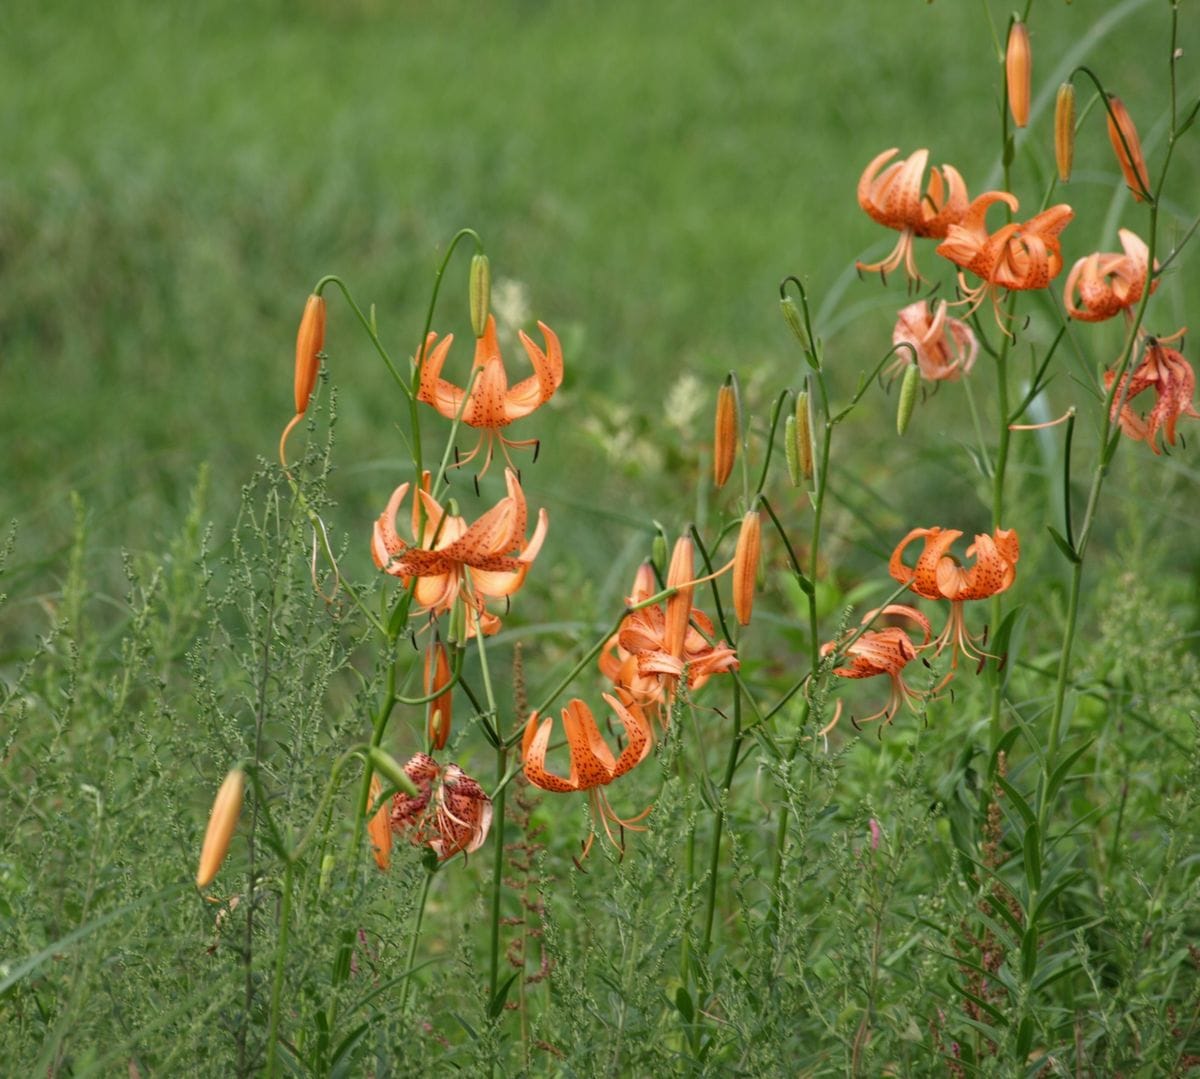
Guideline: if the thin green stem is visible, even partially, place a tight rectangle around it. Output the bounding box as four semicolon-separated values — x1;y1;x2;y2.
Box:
399;868;436;1017
264;857;295;1079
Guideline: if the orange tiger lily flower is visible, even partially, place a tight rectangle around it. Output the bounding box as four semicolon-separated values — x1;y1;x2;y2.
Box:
856;148;969;283
889;526;1020;665
371;468;548;636
818;604;937;738
936;192;1073;321
890;300;979;382
387;753;493;861
1064;229;1157;322
1105;333;1199;454
522;694;653;856
417;314;563;476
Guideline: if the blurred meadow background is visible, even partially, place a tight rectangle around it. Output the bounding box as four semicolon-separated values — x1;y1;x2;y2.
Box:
4;0;1200;1074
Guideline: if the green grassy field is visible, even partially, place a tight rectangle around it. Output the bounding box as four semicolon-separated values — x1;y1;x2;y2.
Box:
4;0;1200;1074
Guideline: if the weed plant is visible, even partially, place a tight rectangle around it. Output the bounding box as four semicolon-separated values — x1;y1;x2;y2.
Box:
3;2;1200;1077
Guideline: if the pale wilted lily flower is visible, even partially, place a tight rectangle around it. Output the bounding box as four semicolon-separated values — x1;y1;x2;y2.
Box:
385;753;493;861
890;300;978;382
1105;333;1199;454
856;148;969;283
1064;229;1157;323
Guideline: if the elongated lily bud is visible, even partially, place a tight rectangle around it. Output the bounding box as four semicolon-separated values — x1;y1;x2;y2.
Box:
196;769;245;888
1106;95;1150;201
785;414;801;487
795;390;814;480
713;381;738;488
1055;82;1076;182
664;536;695;658
780;295;805;344
896;364;920;435
367;773;392;870
469;254;491;338
294;294;326;415
630;561;657;604
425;639;454;750
1005;21;1031;128
733;509;762;626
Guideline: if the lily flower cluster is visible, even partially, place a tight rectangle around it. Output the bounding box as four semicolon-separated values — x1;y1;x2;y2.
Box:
820;527;1019;736
854;65;1197;446
520;538;739;854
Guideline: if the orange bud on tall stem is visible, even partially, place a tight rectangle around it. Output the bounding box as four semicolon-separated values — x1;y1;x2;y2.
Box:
294;294;327;415
1106;96;1150;202
733;510;762;626
712;382;738;488
196;770;245;888
1005;21;1031;129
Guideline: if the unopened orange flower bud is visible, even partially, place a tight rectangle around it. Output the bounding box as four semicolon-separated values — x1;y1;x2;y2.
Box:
469;254;491;338
1106;95;1150;202
294;294;326;415
713;382;738;488
664;536;695;658
1055;82;1076;182
425;639;454;750
367;773;392;870
1005;21;1031;129
196;769;245;888
630;561;657;604
897;364;920;436
733;510;762;626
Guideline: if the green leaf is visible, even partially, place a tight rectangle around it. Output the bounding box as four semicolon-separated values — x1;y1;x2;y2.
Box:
488;971;521;1019
1021;923;1039;983
1046;525;1080;564
995;775;1036;829
675;985;695;1024
1016;1015;1035;1060
989;727;1021;779
1047;738;1095;801
1023;820;1042;893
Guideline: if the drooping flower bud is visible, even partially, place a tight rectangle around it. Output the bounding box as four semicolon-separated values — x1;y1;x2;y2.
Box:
795;390;814;481
196;769;245;888
733;509;762;626
1055;82;1076;182
1106;95;1150;202
780;295;806;344
1005;21;1031;129
425;639;454;750
664;536;695;658
294;294;327;415
712;380;738;488
367;773;392;870
469;253;491;338
896;363;920;435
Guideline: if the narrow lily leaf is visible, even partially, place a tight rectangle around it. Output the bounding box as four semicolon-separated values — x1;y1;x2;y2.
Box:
674;985;695;1024
487;971;521;1019
995;775;1036;829
1047;739;1095;801
1016;1015;1035;1061
1023;819;1042;893
1046;525;1080;564
947;975;1009;1026
1177;97;1200;136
